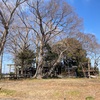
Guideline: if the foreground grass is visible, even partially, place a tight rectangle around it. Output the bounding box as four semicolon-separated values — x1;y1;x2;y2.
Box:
0;78;100;100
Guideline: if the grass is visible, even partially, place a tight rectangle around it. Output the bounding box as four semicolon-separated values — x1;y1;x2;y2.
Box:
0;78;100;100
67;90;80;96
85;96;95;100
0;89;16;96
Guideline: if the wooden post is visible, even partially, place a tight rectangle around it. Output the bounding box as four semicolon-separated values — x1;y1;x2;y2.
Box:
0;55;2;77
82;66;86;78
15;66;17;78
88;59;90;78
0;53;3;78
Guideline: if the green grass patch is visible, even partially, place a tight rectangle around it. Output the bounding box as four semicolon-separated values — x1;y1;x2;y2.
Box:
53;91;62;98
67;90;80;96
85;96;94;100
0;89;16;96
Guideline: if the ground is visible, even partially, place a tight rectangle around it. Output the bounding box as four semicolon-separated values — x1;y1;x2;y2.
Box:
0;78;100;100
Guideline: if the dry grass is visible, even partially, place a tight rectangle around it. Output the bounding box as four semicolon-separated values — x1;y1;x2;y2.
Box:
0;78;100;100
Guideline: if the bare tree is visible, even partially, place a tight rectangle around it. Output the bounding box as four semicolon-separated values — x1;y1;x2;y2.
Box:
0;0;27;55
0;0;27;75
3;0;83;78
6;26;32;75
77;33;100;77
23;0;82;78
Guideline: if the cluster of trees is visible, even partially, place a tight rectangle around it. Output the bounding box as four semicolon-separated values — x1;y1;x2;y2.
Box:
0;0;100;78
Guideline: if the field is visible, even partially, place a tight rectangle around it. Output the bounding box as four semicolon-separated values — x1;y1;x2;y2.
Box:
0;78;100;100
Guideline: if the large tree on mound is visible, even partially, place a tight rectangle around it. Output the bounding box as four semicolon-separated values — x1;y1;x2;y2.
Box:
3;0;83;78
23;0;82;78
2;0;99;79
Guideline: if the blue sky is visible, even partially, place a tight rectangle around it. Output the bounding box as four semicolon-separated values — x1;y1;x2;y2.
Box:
66;0;100;42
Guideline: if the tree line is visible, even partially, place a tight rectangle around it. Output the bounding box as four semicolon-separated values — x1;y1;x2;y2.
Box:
0;0;99;78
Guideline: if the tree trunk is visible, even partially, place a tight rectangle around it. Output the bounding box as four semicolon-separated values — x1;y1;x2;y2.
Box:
82;65;86;78
36;39;39;68
33;41;44;79
47;61;59;77
47;52;63;77
34;65;43;79
21;60;24;77
78;62;86;78
47;48;68;77
0;30;8;55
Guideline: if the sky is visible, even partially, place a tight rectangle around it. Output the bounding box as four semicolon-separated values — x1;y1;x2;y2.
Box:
66;0;100;42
